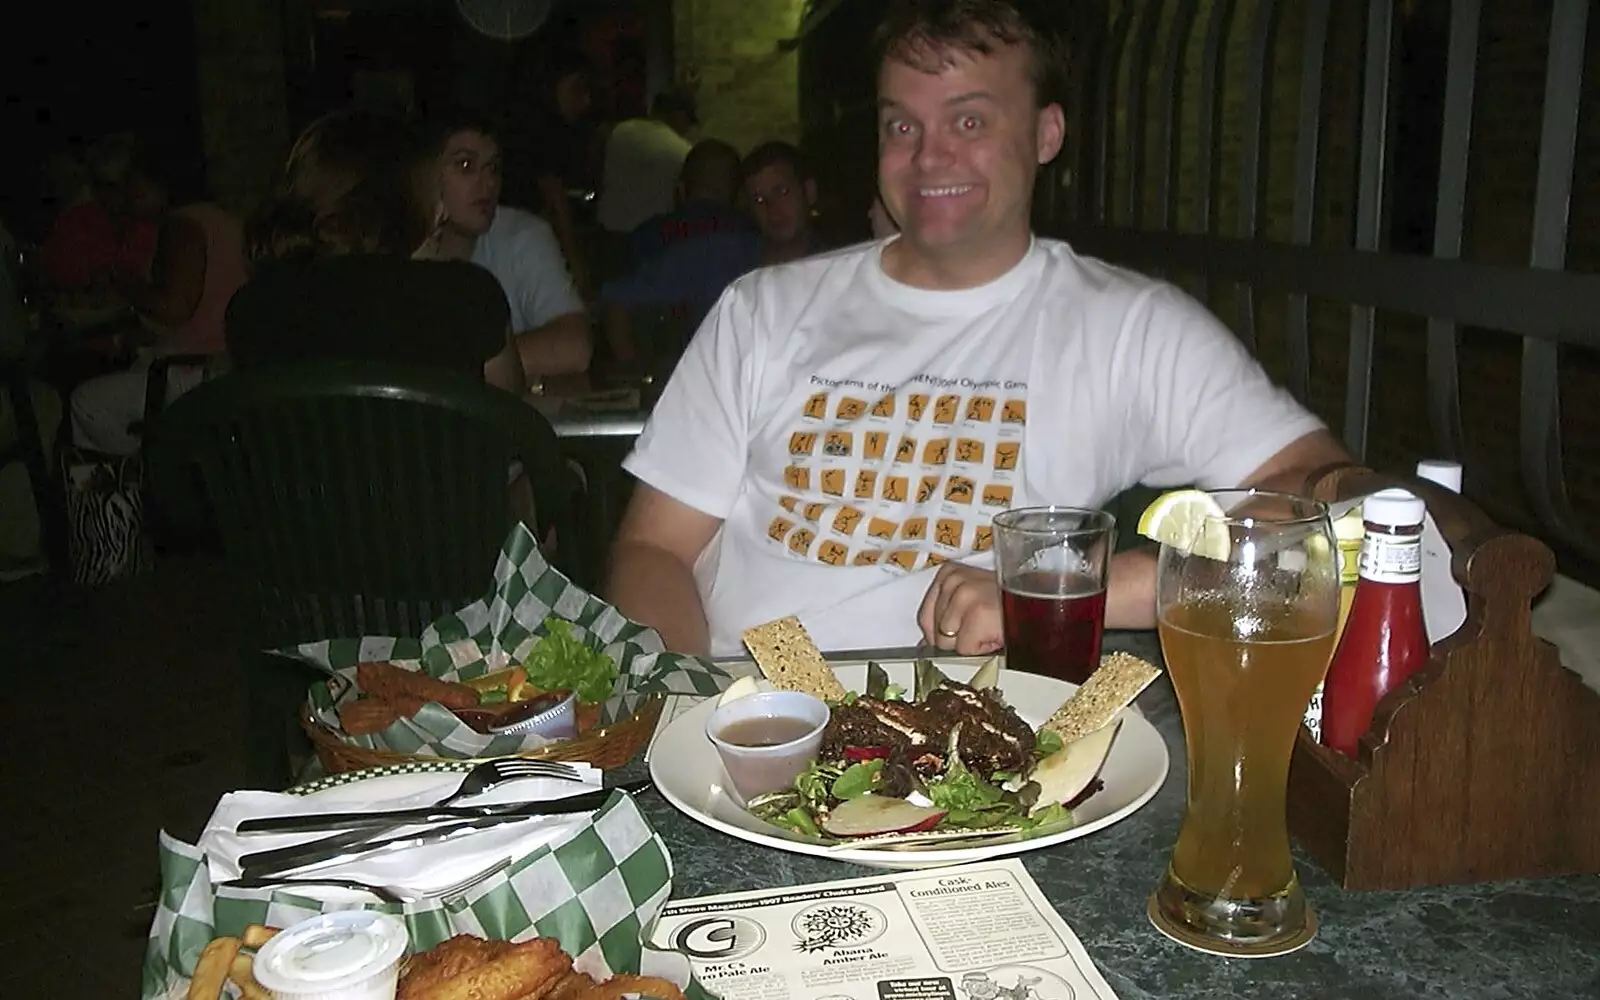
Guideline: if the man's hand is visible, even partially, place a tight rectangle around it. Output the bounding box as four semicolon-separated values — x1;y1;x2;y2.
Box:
917;562;1005;655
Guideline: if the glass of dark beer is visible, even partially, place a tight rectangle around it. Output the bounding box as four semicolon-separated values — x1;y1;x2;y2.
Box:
992;506;1117;685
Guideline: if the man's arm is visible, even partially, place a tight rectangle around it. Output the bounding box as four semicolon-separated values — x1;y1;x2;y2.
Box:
600;301;639;365
1236;427;1353;495
515;311;593;377
1104;429;1354;629
483;325;525;393
605;483;723;655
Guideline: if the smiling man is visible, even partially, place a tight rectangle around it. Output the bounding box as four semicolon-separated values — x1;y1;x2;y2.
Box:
604;0;1348;658
426;113;592;380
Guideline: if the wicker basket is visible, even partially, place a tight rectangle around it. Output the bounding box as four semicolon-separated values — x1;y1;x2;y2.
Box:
301;696;666;775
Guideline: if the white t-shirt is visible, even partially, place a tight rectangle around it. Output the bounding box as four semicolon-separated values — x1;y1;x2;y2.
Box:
470;206;585;334
624;238;1325;656
597;118;693;233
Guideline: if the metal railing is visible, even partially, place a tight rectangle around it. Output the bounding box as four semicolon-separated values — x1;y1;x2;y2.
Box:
1047;0;1599;568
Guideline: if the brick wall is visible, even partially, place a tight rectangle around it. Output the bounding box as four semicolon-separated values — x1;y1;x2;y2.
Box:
189;0;289;214
673;0;804;152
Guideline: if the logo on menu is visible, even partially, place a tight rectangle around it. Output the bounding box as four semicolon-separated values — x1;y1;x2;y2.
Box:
670;914;767;962
790;901;889;953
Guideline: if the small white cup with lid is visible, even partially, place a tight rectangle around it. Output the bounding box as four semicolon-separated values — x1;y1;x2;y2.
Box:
251;910;410;1000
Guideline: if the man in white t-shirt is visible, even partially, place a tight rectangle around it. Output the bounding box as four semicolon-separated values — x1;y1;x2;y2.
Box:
605;0;1350;658
596;91;697;235
427;114;592;379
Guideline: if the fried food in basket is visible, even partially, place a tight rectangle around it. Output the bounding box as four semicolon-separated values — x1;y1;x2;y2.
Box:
227;952;271;1000
185;937;241;1000
358;661;481;711
397;934;685;1000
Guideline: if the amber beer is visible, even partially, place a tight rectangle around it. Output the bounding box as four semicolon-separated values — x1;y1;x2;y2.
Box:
1156;597;1335;928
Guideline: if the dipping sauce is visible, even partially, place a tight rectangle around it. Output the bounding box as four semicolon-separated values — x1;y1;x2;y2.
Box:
252;911;408;1000
716;715;820;748
454;691;573;736
705;690;829;802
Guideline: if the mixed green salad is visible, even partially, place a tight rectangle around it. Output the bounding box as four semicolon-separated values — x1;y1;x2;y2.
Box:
745;660;1085;843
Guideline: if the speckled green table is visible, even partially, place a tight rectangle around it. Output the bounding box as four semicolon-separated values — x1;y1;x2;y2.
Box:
629;632;1600;1000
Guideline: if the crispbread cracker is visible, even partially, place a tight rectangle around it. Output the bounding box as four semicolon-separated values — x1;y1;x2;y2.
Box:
741;616;848;701
1041;651;1161;743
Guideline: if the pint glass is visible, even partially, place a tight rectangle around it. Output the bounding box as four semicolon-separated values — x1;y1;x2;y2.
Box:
1150;491;1338;956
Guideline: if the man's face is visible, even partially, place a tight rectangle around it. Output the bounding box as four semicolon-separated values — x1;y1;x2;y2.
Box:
876;40;1063;275
438;130;502;237
745;162;814;246
555;73;591;122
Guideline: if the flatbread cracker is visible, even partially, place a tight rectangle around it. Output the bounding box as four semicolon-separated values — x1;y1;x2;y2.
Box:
1041;651;1161;743
741;616;848;702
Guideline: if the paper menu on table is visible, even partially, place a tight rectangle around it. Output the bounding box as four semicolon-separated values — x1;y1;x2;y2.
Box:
645;693;705;763
649;858;1120;1000
1419;514;1467;642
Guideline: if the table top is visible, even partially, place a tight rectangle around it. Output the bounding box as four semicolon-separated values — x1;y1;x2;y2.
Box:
524;384;649;440
628;632;1600;1000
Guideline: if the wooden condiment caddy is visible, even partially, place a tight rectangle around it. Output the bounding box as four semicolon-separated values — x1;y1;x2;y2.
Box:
1286;465;1600;890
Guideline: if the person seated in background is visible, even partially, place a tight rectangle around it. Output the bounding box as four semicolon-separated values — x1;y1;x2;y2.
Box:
420;111;592;384
596;90;699;240
598;140;828;366
625;139;750;267
67;145;250;456
38;135;158;295
225;109;522;394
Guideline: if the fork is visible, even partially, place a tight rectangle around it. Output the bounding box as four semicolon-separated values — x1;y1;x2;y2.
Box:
432;758;583;808
223;856;513;904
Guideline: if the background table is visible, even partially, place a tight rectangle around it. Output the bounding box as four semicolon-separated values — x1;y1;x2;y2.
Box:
628;633;1600;1000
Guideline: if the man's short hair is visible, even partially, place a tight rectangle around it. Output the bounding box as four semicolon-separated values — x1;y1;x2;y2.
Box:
420;106;501;156
739;141;812;187
873;0;1066;107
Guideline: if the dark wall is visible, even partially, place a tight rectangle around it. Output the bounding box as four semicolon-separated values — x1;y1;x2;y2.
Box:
0;0;206;239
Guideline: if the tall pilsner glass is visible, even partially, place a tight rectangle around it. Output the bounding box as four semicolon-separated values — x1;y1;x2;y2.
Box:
1149;490;1338;957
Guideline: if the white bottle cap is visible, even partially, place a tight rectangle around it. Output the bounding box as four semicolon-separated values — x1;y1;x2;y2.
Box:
1415;459;1462;492
1363;488;1426;528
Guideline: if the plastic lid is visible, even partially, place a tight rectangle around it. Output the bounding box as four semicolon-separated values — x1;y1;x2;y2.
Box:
1415;459;1462;492
1362;488;1426;528
253;911;408;994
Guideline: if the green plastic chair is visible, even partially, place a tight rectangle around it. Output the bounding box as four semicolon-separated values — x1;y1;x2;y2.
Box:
146;360;580;786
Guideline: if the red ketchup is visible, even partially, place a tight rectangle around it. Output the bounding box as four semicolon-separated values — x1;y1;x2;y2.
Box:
1321;488;1430;758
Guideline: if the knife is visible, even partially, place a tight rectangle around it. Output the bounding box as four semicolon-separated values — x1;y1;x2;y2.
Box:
236;781;645;835
237;782;644;876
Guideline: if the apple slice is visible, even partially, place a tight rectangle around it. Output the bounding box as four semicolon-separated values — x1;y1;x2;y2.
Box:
717;675;763;708
821;794;947;837
1029;719;1121;815
969;655;1002;691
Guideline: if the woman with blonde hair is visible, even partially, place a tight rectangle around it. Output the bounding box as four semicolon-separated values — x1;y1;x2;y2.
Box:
226;109;523;393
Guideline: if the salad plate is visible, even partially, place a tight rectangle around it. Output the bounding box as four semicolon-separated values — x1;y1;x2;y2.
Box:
649;659;1170;870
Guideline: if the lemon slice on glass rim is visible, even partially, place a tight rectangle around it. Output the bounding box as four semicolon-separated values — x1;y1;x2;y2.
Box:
1137;489;1232;560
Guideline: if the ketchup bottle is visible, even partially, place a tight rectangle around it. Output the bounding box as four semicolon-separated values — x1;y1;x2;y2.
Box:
1320;488;1430;758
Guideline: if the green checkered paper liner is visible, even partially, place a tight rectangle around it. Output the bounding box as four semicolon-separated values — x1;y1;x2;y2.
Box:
142;789;713;999
295;523;731;757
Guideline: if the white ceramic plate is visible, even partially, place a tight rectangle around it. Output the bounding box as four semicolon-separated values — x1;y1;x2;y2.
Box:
649;660;1170;870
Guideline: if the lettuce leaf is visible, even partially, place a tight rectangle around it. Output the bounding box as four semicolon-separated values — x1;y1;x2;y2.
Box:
832;759;884;800
523;618;618;702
